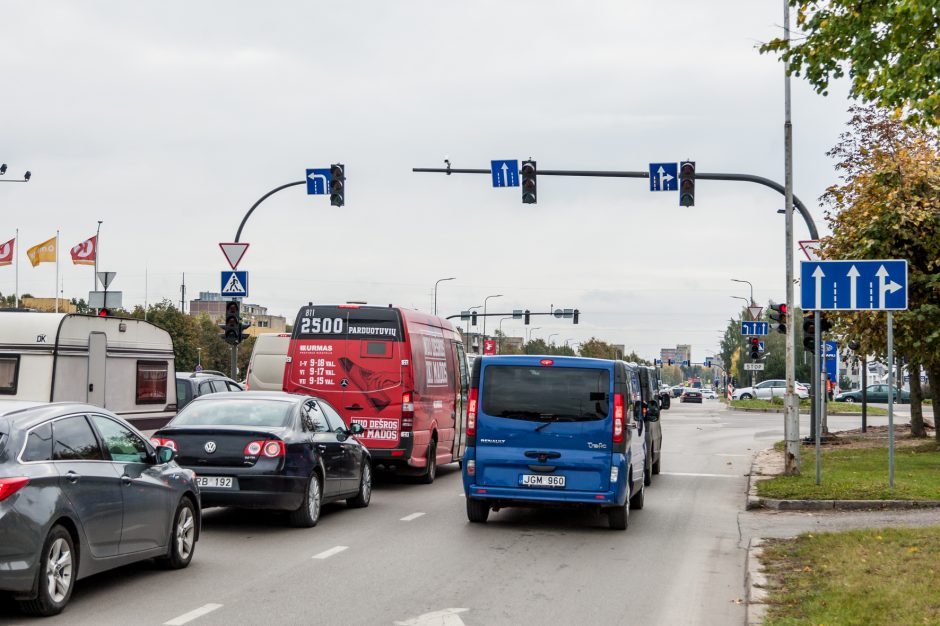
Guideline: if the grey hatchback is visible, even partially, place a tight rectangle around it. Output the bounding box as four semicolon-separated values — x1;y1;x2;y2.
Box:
0;402;200;616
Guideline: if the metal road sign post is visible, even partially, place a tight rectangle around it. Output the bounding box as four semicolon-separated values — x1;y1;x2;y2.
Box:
740;321;769;335
648;163;678;191
221;271;249;298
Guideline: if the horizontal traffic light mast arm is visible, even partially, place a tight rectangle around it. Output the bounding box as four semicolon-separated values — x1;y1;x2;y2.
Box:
412;166;819;240
445;311;575;320
234;180;305;242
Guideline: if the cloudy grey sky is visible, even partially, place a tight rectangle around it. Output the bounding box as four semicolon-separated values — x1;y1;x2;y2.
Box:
1;1;853;360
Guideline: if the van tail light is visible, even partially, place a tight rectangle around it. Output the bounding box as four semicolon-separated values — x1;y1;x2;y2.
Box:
244;440;285;458
402;391;415;426
467;388;479;436
150;437;177;451
0;477;29;502
613;393;624;444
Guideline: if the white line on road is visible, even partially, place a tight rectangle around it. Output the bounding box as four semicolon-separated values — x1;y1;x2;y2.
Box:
715;454;749;457
312;545;349;560
400;512;426;521
164;604;223;625
661;472;739;479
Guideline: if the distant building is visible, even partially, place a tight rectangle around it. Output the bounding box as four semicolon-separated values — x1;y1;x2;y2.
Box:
676;344;692;364
660;348;677;364
190;292;287;336
20;297;76;313
611;344;626;359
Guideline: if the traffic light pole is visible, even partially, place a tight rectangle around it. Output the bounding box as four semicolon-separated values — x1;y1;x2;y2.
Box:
234;180;305;242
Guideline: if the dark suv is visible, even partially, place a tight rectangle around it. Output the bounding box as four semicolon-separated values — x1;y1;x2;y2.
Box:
175;371;244;409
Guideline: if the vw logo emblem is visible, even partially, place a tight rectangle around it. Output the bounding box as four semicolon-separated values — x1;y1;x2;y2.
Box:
340;378;349;388
204;441;217;454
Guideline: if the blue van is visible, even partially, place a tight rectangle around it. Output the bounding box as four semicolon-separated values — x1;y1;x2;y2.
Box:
462;355;646;530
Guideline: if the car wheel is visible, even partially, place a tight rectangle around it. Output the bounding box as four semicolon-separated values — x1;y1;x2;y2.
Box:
844;396;855;403
466;497;490;523
739;393;753;400
289;472;322;528
346;460;372;509
18;526;75;617
418;441;437;484
608;501;628;530
629;475;645;510
157;497;197;570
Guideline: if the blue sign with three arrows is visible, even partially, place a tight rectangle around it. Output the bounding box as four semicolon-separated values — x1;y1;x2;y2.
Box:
491;160;519;187
800;260;908;311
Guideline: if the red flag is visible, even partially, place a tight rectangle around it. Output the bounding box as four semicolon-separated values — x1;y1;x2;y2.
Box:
0;238;13;266
70;235;96;266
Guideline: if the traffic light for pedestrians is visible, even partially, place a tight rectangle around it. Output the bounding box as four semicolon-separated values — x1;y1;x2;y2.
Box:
524;309;530;325
749;337;760;360
330;163;345;207
768;303;787;334
521;160;537;204
802;311;816;352
572;309;579;324
679;160;695;207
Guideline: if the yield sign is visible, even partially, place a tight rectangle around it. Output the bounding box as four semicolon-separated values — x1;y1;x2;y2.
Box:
747;305;763;321
219;242;249;270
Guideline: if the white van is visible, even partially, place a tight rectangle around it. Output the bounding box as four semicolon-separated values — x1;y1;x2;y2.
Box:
0;311;177;429
245;332;290;391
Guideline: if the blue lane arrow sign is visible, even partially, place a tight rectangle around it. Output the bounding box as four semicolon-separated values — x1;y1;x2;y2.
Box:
649;162;678;191
306;168;330;195
800;260;908;310
740;321;769;336
491;160;519;187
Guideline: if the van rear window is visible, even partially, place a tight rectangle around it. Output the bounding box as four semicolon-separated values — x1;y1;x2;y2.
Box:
0;355;19;395
482;366;610;422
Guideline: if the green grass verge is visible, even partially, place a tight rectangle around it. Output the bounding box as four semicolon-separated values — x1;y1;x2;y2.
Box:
761;527;940;625
757;442;940;500
730;399;887;415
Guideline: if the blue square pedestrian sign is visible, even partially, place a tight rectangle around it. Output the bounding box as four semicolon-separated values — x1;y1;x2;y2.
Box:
221;271;248;297
491;160;519;187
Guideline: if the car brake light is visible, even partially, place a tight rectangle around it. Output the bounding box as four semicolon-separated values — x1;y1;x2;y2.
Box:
245;441;262;456
466;460;475;476
402;391;415;420
467;388;479;436
244;440;285;458
0;477;29;502
539;359;554;366
613;393;624;444
150;437;177;450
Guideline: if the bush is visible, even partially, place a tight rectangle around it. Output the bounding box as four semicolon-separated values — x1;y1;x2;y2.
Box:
771;396;785;405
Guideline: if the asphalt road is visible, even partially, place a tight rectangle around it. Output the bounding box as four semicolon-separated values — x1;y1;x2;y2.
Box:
0;402;927;625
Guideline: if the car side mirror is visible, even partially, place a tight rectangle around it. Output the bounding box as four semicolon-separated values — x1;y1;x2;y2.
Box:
349;423;365;435
155;445;176;464
646;410;660;423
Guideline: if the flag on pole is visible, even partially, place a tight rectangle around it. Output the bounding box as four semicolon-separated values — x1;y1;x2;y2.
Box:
26;235;57;267
70;235;97;266
0;238;13;266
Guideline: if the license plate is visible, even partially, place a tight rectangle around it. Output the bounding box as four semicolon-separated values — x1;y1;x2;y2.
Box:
520;474;565;488
196;476;235;489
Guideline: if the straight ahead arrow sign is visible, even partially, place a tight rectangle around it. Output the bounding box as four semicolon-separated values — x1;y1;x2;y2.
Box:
219;242;250;270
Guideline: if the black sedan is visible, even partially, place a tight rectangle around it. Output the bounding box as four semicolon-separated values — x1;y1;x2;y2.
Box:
0;402;198;617
680;389;703;403
153;391;372;527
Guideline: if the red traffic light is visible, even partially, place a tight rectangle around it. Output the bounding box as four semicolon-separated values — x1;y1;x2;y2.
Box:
750;337;759;346
98;309;110;317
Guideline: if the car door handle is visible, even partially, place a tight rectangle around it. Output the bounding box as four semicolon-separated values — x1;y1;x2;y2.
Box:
344;404;364;411
121;475;132;486
65;470;80;483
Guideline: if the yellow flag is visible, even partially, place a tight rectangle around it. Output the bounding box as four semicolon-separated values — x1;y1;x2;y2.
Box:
26;235;57;267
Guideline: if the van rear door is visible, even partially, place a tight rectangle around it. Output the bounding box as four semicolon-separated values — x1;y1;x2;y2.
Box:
475;363;613;492
286;306;350;414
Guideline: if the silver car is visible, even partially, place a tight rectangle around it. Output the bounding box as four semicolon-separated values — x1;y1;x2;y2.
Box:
0;402;199;616
732;379;809;400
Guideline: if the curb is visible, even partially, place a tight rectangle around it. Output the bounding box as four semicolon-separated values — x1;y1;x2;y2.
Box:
745;538;768;626
729;406;886;416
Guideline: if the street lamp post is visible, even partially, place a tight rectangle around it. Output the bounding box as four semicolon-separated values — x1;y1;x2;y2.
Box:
463;305;482;353
433;277;456;316
482;294;503;344
497;316;513;354
527;327;542;343
547;333;559;345
94;220;103;294
731;278;755;305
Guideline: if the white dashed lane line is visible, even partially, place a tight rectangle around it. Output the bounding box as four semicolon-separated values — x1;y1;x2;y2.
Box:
312;545;349;560
400;512;426;521
660;472;739;479
164;603;224;625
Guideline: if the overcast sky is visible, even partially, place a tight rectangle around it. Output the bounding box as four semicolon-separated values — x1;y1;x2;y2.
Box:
0;1;854;360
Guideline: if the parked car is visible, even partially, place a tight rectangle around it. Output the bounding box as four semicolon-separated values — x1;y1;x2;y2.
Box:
0;402;199;616
732;379;810;400
632;365;663;481
680;388;703;403
175;371;244;410
463;356;646;530
701;388;717;400
836;384;910;404
153;391;372;527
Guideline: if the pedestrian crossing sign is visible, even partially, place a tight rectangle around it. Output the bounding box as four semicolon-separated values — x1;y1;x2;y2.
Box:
221;270;248;297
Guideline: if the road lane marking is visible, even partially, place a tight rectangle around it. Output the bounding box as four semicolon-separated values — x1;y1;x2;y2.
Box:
716;454;749;457
395;608;469;625
660;472;739;478
164;604;223;625
400;512;426;521
312;545;349;559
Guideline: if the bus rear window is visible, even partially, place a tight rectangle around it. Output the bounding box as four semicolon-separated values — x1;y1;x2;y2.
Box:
482;366;610;421
0;355;19;395
293;306;403;341
362;341;392;357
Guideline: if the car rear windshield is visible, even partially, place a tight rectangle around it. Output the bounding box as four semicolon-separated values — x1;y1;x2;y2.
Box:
171;399;293;428
482;365;610;422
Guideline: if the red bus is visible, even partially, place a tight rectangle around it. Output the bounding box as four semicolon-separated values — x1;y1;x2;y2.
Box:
283;304;468;483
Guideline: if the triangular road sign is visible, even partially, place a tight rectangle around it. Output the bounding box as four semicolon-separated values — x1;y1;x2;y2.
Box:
748;305;763;321
96;271;117;289
219;243;249;270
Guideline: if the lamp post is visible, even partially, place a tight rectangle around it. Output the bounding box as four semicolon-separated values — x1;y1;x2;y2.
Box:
482;294;503;344
497;316;513;354
547;333;559;345
433;277;455;316
463;305;482;353
527;326;542;343
731;278;755;305
94;220;103;294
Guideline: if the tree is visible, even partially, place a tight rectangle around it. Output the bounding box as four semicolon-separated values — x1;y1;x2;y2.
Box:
761;1;940;127
577;338;620;360
820;106;940;442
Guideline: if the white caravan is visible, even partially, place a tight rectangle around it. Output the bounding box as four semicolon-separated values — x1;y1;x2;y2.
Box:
0;312;177;428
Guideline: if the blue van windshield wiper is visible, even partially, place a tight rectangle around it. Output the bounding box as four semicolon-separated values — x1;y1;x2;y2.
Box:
534;415;579;431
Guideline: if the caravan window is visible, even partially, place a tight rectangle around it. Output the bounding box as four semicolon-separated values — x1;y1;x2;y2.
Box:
0;355;19;395
136;361;168;404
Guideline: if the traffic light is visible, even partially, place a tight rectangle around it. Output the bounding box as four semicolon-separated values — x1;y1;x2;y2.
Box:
749;337;760;360
572;309;579;324
222;300;241;345
523;309;530;325
820;313;833;334
521;160;537;204
97;309;110;317
802;310;816;352
768;303;787;334
471;311;478;326
679;160;695;207
329;163;345;207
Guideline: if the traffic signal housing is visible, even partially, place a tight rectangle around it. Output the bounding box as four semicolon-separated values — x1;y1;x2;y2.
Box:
768;303;787;334
330;163;345;207
524;309;530;325
222;300;241;345
749;337;760;360
521;160;537;204
802;310;816;352
679;160;695;207
573;309;579;324
97;309;110;317
471;311;478;326
820;313;833;334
